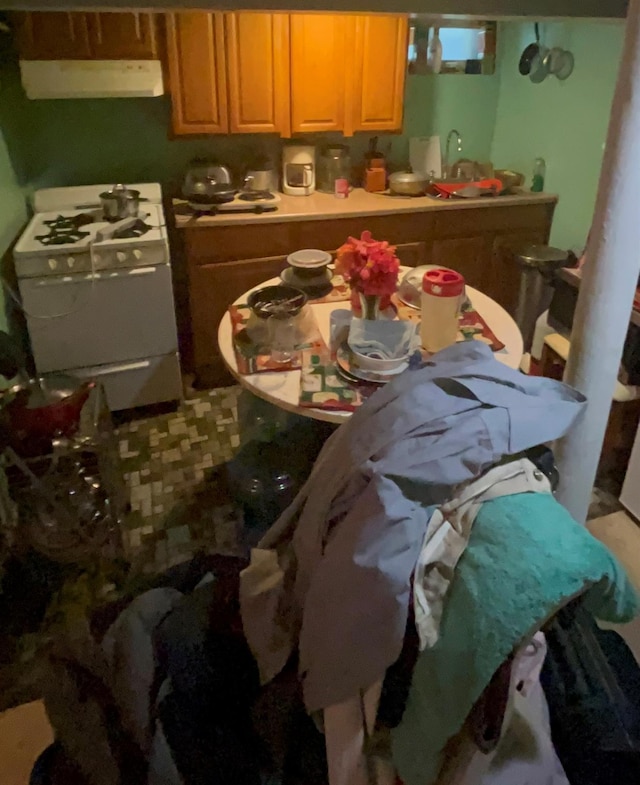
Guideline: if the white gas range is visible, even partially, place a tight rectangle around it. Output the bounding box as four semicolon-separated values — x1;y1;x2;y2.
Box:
14;183;183;411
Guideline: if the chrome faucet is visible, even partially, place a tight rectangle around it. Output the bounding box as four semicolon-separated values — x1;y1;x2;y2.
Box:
444;129;463;179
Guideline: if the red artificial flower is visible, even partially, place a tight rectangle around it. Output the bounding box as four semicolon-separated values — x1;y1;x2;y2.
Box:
335;230;400;297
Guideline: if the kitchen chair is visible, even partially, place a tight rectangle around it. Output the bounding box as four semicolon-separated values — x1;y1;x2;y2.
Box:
540;332;640;479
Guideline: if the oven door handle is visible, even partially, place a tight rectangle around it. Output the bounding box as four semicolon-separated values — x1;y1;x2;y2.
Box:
77;360;152;378
32;267;158;286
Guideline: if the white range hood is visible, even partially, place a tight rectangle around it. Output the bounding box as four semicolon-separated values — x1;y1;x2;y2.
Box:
19;59;164;99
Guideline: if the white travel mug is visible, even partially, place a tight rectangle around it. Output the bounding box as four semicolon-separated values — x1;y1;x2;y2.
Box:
420;268;465;353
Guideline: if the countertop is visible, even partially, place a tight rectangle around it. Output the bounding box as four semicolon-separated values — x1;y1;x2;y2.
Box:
172;188;558;229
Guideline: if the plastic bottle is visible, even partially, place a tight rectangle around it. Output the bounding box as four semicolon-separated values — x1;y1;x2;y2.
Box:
531;157;546;192
420;268;465;353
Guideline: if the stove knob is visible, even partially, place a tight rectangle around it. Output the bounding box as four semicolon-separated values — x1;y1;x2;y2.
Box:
47;258;58;270
132;249;143;261
93;253;102;266
67;257;75;269
116;251;128;263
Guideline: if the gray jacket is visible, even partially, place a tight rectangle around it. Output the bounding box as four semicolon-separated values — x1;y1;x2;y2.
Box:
240;342;586;712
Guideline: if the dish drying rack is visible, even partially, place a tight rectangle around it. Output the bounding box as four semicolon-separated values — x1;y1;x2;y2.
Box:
0;383;127;567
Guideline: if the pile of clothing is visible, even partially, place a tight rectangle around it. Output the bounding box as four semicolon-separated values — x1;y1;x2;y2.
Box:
42;343;638;785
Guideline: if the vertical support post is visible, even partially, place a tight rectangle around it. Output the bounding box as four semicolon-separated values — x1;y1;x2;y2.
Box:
556;1;640;523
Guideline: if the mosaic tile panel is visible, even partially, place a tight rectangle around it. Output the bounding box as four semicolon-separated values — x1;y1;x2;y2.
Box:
116;387;244;574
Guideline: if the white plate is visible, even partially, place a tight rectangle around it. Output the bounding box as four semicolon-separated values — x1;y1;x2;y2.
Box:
336;343;408;384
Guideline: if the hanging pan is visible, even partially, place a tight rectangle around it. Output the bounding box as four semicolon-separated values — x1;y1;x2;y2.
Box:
519;23;541;76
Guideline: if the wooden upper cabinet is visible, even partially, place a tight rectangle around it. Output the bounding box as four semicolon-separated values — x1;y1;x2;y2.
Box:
16;12;92;60
348;15;408;134
225;13;290;136
290;13;348;134
166;12;228;135
87;13;158;60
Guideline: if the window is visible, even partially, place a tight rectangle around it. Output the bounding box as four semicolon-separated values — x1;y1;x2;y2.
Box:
408;20;496;75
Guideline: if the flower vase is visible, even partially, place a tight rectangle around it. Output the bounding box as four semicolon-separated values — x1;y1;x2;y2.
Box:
356;291;382;320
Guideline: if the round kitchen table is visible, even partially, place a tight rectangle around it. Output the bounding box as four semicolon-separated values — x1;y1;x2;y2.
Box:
218;271;524;424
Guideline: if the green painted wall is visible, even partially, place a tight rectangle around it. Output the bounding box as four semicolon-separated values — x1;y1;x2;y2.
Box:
0;19;623;262
491;20;625;250
0;130;27;333
402;72;499;165
0;48;499;193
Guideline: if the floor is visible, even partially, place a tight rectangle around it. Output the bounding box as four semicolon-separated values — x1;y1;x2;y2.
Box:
1;386;638;783
117;386;245;574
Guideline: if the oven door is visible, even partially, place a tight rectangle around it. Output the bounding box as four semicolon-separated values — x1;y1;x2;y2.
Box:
20;265;179;373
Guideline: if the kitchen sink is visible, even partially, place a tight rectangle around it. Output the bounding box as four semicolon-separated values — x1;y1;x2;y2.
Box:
425;178;521;200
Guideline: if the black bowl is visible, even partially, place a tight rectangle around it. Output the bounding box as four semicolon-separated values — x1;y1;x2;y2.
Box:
247;285;307;320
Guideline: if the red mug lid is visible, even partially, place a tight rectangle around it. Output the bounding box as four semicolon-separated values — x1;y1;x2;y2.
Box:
422;268;465;296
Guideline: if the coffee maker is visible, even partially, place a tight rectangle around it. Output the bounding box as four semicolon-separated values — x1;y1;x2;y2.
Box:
282;145;316;196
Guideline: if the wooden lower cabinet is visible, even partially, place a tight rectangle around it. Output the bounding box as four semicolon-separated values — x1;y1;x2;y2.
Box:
189;254;290;386
182;201;555;386
394;241;428;268
430;236;491;290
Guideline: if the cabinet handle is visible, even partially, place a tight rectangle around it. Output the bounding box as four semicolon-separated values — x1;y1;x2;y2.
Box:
33;266;158;286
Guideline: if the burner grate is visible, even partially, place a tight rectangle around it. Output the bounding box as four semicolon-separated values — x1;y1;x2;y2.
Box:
113;219;152;239
36;213;95;246
238;190;276;202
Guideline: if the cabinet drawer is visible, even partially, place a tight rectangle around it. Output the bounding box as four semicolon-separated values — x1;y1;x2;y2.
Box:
433;204;553;238
184;224;295;264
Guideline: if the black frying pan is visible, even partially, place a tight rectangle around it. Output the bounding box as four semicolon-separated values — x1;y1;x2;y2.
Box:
182;185;237;206
519;23;541;76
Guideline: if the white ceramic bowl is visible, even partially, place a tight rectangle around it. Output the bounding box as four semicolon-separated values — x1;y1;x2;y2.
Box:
348;345;409;373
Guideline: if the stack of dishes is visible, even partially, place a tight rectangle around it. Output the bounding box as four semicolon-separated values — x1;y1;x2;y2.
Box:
335;342;410;385
281;249;333;298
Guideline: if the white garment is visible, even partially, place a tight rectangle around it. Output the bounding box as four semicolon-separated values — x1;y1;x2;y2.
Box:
414;459;551;650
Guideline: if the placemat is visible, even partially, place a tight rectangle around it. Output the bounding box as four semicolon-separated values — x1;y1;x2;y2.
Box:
298;346;378;412
393;296;506;352
229;303;324;375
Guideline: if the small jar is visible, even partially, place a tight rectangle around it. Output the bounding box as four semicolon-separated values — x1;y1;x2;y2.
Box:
317;145;351;194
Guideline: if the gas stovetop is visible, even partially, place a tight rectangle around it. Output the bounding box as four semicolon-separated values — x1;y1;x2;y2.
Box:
34;212;155;246
186;190;281;215
17;205;165;255
14;184;169;279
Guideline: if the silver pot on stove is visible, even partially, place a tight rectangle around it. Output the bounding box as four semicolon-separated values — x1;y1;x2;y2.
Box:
99;184;142;221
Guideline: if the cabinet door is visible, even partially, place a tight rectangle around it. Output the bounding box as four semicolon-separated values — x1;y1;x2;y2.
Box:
226;13;290;135
395;241;427;268
290;13;348;134
15;12;92;60
430;236;491;291
87;13;158;59
166;12;228;135
190;255;289;373
348;15;408;134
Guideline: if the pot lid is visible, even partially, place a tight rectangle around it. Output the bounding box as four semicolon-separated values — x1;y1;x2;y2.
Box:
516;244;569;267
287;249;332;269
